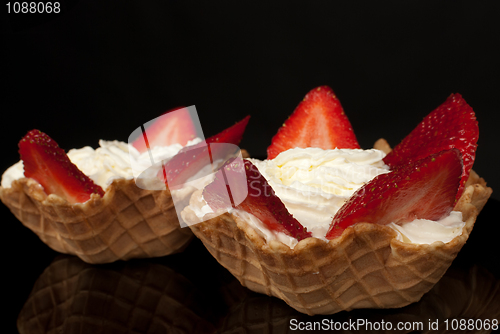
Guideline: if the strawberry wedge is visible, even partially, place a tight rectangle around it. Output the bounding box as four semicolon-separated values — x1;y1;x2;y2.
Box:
19;130;104;204
161;116;250;188
203;158;311;241
267;86;359;159
326;149;463;240
383;94;478;200
132;106;198;153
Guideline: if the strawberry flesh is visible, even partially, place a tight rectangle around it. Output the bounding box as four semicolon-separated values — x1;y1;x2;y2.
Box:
200;156;248;212
383;94;478;200
161;116;250;188
203;158;312;241
132;107;198;153
267;86;360;159
326;149;463;240
19;130;105;204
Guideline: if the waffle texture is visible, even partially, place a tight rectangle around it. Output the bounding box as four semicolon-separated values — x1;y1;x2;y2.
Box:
0;177;193;264
183;140;492;315
17;256;216;334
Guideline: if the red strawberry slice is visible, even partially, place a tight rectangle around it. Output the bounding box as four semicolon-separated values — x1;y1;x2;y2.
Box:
19;130;105;204
326;149;463;240
132;107;198;153
267;86;360;159
383;93;478;200
160;116;250;188
203;158;312;241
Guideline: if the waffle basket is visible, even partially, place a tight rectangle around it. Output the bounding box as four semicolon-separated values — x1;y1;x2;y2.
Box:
0;177;193;264
182;140;492;315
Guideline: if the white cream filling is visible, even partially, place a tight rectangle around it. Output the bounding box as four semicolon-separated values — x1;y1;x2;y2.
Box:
388;211;465;244
1;138;202;190
190;147;466;249
231;209;299;249
248;147;390;240
1;161;24;189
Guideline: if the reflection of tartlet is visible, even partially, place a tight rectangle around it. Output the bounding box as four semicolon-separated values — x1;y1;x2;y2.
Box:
17;256;216;334
216;264;499;334
182;88;492;315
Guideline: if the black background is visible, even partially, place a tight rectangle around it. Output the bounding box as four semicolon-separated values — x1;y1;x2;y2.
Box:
3;1;500;333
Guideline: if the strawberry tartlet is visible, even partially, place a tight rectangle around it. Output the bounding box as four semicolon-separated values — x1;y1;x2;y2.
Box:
182;87;492;315
0;108;250;264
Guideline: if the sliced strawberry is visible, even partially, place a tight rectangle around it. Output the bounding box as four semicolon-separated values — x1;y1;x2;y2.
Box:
326;149;463;240
383;94;478;200
19;130;105;204
200;156;248;213
267;86;360;159
203;158;312;241
161;116;250;188
132;107;198;153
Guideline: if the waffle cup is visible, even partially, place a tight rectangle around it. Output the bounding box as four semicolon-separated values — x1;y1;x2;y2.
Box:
17;256;216;334
182;139;493;315
0;177;193;264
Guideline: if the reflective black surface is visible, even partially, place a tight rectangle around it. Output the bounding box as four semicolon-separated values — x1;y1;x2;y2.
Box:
7;199;499;333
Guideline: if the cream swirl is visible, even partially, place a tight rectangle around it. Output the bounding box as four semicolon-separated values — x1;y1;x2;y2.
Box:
1;161;24;189
249;147;390;239
1;138;202;190
187;147;466;248
388;211;465;244
67;140;132;188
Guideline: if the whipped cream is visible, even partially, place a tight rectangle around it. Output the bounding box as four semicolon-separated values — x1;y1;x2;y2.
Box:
190;147;466;248
232;209;299;248
67;140;133;188
388;211;465;244
249;147;390;239
1;161;24;188
1;138;202;190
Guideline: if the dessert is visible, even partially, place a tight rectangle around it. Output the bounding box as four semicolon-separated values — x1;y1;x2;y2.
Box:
182;87;492;315
0;108;250;264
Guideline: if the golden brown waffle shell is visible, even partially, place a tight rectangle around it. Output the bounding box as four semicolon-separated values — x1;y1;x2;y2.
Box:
183;142;492;315
0;177;193;264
